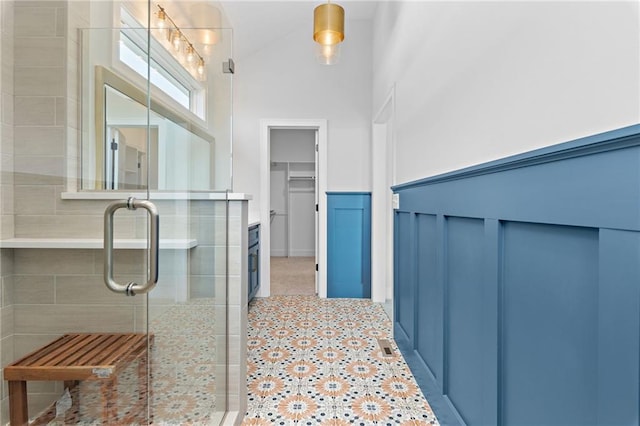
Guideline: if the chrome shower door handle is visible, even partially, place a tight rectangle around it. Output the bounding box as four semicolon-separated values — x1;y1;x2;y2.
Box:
104;197;159;296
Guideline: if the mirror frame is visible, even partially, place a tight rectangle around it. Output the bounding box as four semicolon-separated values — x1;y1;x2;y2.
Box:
94;65;214;190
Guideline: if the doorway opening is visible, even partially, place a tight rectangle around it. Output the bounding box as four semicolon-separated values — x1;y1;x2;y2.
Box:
269;129;317;295
105;125;157;190
259;119;328;298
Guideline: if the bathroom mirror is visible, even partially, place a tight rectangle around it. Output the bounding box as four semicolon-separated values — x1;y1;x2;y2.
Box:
87;66;214;191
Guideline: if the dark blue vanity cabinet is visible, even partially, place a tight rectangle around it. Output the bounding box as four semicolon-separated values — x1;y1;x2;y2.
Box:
248;224;260;302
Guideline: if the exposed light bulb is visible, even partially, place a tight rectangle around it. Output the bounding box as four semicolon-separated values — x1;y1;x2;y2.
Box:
171;29;182;52
157;9;166;29
197;58;205;77
155;7;168;39
316;43;340;65
186;45;196;64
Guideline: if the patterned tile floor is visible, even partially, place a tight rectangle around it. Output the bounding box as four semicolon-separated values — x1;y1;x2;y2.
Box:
243;295;439;425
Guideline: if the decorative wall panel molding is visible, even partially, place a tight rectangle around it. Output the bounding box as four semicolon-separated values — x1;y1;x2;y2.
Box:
393;124;640;425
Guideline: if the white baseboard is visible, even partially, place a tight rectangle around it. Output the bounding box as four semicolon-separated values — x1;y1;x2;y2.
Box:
290;250;315;257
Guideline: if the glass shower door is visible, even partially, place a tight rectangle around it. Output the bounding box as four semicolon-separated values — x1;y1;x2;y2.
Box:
3;17;155;425
144;15;234;426
86;12;234;423
2;7;233;424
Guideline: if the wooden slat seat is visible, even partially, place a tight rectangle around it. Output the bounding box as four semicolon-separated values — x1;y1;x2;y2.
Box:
4;333;152;426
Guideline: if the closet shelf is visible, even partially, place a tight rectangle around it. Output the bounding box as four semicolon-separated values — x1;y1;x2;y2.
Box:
289;169;315;175
0;238;198;249
288;176;316;181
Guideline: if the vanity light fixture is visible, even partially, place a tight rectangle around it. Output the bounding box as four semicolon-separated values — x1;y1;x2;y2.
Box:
155;4;206;80
197;57;205;78
313;0;345;65
156;6;167;35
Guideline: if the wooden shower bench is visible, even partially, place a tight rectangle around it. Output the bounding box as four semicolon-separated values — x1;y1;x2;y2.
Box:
4;333;151;426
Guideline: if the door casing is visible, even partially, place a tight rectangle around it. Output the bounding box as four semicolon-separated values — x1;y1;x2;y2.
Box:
259;119;328;297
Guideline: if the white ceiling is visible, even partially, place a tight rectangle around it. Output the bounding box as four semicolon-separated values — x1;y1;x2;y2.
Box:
219;1;379;60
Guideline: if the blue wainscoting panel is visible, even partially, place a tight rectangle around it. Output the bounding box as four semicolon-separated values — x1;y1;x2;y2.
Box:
392;124;640;426
395;211;415;342
445;217;486;425
327;192;371;298
597;229;640;425
501;222;599;425
416;214;441;381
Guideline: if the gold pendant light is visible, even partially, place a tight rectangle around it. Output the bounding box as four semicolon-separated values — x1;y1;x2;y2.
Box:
313;1;344;65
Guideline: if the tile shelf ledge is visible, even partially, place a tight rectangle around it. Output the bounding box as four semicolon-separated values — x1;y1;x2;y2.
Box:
0;238;197;249
60;192;252;201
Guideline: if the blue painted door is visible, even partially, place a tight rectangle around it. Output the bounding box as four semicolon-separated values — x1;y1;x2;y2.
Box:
327;193;371;298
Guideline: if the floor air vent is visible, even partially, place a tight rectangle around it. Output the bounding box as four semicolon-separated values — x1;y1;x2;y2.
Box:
377;339;394;357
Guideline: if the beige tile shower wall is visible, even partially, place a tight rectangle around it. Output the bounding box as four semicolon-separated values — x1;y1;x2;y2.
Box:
211;200;247;419
7;247;146;422
14;2;67;201
18;195;207;239
1;0;15;240
189;200;227;414
0;1;15;424
13;0;70;237
11;1;100;240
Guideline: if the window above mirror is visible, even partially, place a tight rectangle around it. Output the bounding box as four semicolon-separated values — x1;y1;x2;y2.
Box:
118;6;206;120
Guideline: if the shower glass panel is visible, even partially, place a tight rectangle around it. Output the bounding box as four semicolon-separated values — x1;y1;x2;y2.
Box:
1;8;232;425
145;192;230;425
147;22;233;424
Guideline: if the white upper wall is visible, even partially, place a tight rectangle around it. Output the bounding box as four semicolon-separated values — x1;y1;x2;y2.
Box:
373;1;640;185
232;18;373;218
